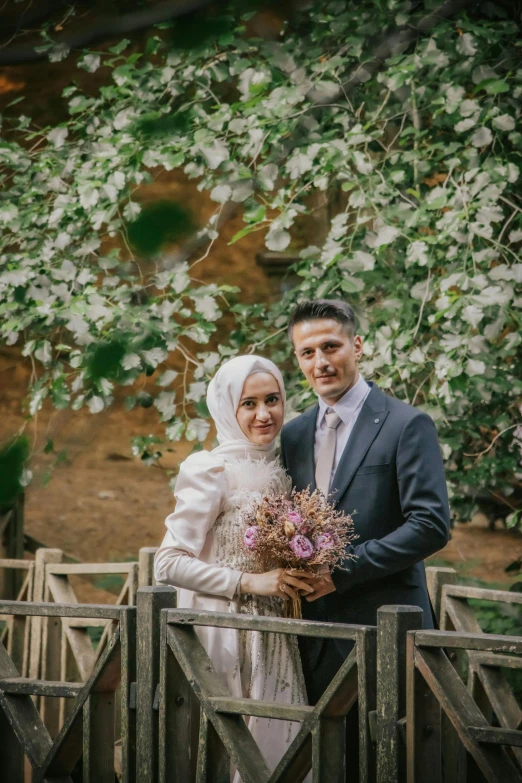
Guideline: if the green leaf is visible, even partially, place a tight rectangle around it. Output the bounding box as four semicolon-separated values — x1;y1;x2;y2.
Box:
127;201;196;256
228;224;260;245
474;78;509;95
86;340;127;381
109;39;131;55
0;437;29;506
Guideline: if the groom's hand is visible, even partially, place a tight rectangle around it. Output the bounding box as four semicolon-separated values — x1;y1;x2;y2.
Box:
305;571;336;601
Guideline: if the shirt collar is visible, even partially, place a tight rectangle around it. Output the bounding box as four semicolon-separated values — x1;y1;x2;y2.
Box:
317;374;370;425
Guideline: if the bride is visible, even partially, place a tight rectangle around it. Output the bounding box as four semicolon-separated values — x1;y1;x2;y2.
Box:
154;355;314;778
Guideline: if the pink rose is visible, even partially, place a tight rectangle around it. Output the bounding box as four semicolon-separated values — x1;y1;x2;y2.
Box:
316;532;335;550
289;534;314;560
244;526;259;549
287;510;302;526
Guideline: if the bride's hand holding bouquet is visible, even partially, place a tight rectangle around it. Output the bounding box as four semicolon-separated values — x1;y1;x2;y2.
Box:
240;487;357;618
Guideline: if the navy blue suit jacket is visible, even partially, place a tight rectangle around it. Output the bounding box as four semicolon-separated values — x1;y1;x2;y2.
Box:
280;382;450;661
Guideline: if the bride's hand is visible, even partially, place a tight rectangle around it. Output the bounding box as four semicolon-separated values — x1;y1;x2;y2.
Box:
240;568;315;600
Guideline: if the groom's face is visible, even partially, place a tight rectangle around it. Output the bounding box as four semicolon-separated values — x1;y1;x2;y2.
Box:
292;318;363;404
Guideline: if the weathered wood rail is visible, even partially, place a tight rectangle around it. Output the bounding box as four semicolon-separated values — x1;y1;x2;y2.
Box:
0;564;520;781
158;607;376;783
407;629;522;783
0;600;136;783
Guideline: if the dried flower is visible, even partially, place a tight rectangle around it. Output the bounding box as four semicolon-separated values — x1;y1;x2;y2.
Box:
240;487;356;574
283;519;296;538
244;526;259;549
289;534;315;559
316;532;335;550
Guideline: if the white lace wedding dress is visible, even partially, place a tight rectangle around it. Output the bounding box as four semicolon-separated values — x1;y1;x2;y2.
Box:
155;452;309;780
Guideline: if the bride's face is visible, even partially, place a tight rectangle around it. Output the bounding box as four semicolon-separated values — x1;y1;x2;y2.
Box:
236;372;284;445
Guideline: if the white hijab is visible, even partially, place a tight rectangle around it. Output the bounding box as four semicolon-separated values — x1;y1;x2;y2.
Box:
206;355;286;461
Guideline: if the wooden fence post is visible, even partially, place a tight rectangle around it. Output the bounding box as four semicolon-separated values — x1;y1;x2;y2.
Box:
138;547;157;588
29;548;63;686
136;585;177;783
0;494;25;599
425;567;467;782
376;605;424;783
406;631;442;783
425;567;457;627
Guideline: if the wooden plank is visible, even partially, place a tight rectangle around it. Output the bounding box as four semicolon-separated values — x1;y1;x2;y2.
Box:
0;637;53;769
47;562;138;575
1;599;124;620
357;626;377;783
0;678;84;697
119;606;137;783
406;633;441;783
437;613;466;783
443;595;522;768
136;586;177;783
138;547;158;588
59;628;83;728
167;607;367;640
0;559;33;570
415;645;521;783
443;584;522;605
83;692;116;783
33;624;122;783
29;548;63;683
472;652;522;670
415;630;522;655
195;715;229;783
159;611;199;783
469;727;522;748
425;568;457;626
46;574;97;679
209;696;313;721
271;648;359;782
166;623;272;783
311;718;346;783
41;606;63;738
376;605;423;783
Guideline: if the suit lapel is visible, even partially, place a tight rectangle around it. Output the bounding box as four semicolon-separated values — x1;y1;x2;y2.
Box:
329;384;389;505
296;404;318;492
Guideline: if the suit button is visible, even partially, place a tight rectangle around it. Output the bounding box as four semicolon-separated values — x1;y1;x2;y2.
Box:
374;418;380;423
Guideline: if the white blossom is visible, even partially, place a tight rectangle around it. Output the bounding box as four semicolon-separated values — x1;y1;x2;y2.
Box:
471;127;493;148
47;127;69;148
492;114;515;132
265;227;291;252
465;359;485;377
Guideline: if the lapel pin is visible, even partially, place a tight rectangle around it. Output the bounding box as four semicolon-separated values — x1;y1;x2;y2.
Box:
374;418;380;424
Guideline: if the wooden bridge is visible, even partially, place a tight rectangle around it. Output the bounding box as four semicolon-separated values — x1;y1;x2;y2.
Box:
0;505;521;781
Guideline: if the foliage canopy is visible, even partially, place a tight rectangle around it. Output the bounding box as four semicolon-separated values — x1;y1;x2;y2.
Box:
1;0;521;521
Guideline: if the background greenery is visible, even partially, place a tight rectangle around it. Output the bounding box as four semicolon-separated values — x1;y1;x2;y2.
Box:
0;0;521;524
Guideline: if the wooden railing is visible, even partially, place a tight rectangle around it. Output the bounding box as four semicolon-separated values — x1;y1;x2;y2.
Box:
0;600;136;783
0;565;520;781
157;607;376;783
406;629;522;783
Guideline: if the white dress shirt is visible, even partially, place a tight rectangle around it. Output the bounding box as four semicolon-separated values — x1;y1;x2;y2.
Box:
314;374;371;483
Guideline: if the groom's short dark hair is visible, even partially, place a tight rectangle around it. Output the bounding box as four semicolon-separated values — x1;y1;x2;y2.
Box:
287;299;356;341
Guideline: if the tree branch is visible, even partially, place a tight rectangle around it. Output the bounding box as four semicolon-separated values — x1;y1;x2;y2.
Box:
0;0;217;65
309;0;477;106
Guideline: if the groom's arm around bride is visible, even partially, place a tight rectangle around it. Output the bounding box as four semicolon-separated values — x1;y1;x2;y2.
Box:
281;299;451;705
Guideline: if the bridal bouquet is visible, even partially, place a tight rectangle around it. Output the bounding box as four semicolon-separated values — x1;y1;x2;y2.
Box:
241;488;357;618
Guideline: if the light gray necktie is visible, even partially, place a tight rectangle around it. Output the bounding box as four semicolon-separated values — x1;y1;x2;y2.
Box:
315;409;342;496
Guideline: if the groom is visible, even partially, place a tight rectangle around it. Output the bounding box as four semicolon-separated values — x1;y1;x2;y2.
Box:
280;299;450;710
